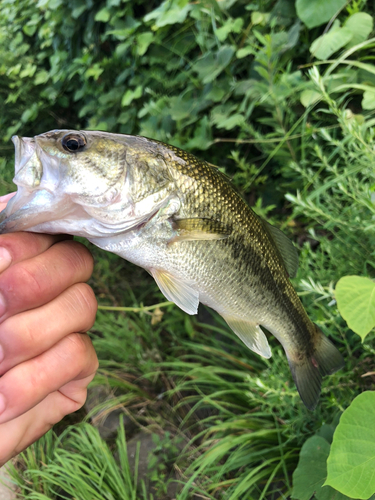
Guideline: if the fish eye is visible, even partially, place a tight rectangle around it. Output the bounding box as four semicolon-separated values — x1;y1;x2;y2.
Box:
62;133;86;153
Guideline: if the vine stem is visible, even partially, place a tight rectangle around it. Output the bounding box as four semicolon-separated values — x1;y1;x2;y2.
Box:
97;301;174;312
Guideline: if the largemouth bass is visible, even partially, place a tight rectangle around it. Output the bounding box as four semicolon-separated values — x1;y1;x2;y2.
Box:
0;130;344;410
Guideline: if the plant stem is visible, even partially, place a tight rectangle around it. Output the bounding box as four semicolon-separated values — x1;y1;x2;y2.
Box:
97;301;174;312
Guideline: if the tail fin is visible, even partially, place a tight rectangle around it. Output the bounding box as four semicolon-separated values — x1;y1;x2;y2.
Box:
288;325;344;411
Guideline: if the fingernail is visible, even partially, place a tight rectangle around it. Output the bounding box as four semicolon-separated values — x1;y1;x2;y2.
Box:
0;247;12;273
0;293;6;319
0;394;6;415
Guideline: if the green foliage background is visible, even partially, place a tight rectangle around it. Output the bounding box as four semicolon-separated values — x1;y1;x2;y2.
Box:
1;0;375;498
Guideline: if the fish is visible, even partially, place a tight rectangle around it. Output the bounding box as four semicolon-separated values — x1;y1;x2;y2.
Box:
0;129;344;410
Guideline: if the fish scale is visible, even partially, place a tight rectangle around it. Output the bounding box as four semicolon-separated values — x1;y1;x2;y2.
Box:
0;129;344;410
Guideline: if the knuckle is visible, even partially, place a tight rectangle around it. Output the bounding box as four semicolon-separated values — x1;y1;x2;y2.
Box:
65;332;89;360
64;333;99;377
60;241;94;278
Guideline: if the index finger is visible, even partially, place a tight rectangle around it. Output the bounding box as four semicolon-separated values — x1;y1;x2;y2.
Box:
0;232;71;275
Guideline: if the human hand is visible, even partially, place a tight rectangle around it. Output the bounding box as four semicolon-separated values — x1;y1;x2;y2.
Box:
0;193;98;466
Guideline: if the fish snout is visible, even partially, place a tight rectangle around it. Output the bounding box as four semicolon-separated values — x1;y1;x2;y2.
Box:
11;136;43;189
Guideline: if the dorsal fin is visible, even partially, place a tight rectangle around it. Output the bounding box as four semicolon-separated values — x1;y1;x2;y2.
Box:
262;219;299;278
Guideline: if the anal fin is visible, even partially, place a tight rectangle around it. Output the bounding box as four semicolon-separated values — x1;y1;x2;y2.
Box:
223;316;272;359
151;268;199;315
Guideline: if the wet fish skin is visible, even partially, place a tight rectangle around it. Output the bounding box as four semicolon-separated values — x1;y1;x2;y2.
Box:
0;130;344;410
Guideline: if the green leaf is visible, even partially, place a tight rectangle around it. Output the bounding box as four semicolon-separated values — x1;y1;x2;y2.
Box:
362;90;375;110
72;4;87;18
335;276;375;340
344;12;373;49
19;63;37;79
291;436;330;500
236;46;255;59
144;0;191;28
121;85;143;107
21;103;39;123
296;0;347;28
95;8;111;22
136;32;154;56
85;64;104;81
300;89;321;107
216;18;244;42
325;392;375;499
251;11;269;26
23;24;38;36
193;45;235;84
310;21;353;60
34;70;49;85
292;436;350;500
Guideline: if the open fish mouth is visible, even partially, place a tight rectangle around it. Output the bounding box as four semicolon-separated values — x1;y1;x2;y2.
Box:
0;135;72;234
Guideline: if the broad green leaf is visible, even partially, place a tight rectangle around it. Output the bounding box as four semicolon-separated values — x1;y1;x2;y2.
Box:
144;0;191;28
21;103;39;123
23;24;38;36
335;276;375;340
71;4;87;18
310;22;353;60
362;90;375;110
300;89;321;107
344;13;373;49
85;64;104;81
95;8;110;22
325;392;375;499
34;70;49;85
20;63;37;79
251;11;269;26
292;436;350;500
121;85;143;107
136;32;154;56
296;0;347;28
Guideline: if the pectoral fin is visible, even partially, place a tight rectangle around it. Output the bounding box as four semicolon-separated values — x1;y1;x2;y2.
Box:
151;268;199;315
169;218;231;244
223;316;272;359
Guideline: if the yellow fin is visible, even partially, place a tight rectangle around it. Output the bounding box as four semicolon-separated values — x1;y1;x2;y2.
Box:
169;218;231;244
223;316;272;359
262;219;299;278
151;268;199;315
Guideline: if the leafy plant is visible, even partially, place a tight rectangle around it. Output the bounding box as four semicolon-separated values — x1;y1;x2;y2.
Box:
336;276;375;340
292;435;351;500
325;391;375;499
